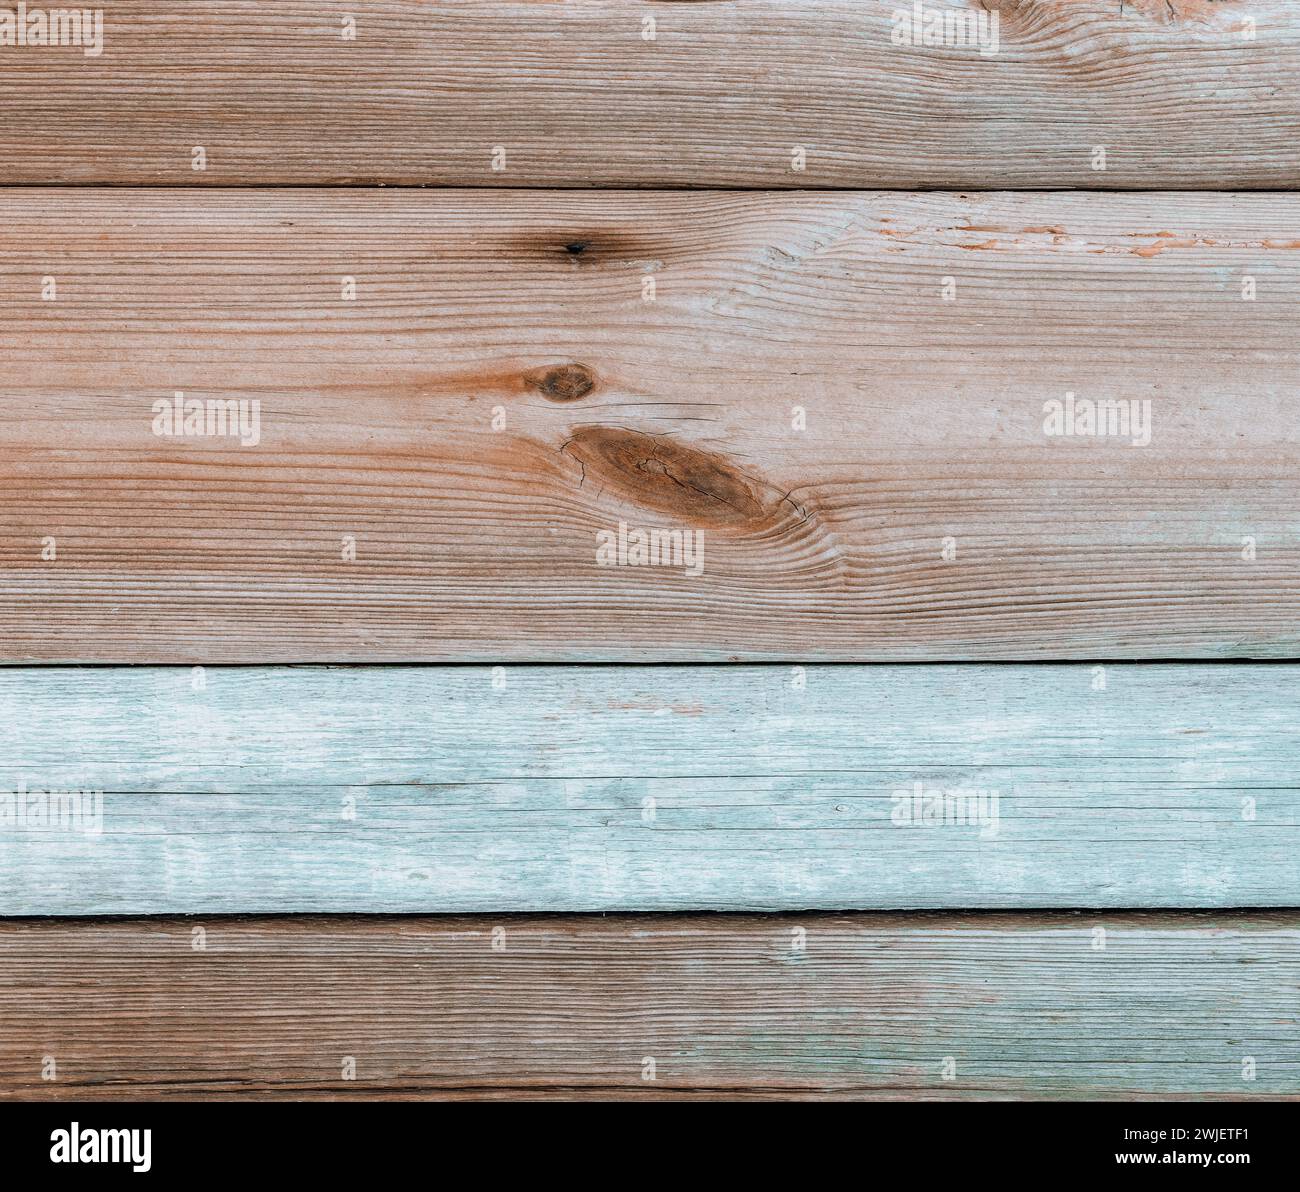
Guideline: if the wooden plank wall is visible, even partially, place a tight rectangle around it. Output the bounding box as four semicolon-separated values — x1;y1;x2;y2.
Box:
3;913;1296;1101
2;665;1298;915
2;0;1297;1105
3;190;1299;661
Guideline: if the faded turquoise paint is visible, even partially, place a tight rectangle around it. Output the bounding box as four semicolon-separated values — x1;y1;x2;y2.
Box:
0;665;1296;915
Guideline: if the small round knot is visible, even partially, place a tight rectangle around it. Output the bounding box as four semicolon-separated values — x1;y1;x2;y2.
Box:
531;363;595;402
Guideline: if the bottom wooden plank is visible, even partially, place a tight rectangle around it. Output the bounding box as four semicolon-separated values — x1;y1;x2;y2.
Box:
1;913;1295;1101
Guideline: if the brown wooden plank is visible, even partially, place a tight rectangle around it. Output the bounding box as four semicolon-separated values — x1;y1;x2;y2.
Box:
2;189;1298;661
0;1;1295;188
1;912;1295;1100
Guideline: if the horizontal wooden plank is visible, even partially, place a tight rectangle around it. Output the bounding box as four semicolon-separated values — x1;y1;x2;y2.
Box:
2;912;1295;1100
0;2;1296;188
2;189;1299;661
2;664;1296;914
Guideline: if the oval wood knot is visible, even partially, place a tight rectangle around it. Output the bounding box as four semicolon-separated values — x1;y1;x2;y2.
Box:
561;425;776;528
529;363;596;402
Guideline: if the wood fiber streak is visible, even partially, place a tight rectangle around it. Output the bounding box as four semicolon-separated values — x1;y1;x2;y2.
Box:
0;1;1295;188
2;190;1299;661
2;665;1298;914
1;913;1295;1101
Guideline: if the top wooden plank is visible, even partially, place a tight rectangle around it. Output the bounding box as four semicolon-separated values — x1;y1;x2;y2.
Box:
0;0;1296;188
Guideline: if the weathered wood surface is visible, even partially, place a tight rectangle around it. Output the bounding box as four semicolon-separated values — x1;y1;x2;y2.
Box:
1;912;1294;1100
0;1;1296;188
2;664;1296;914
3;189;1299;661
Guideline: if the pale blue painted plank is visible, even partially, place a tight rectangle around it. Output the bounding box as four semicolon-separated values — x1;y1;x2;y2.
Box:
0;664;1296;914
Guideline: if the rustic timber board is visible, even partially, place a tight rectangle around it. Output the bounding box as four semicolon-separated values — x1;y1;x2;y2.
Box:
2;664;1297;915
3;189;1299;661
0;2;1295;188
1;912;1294;1101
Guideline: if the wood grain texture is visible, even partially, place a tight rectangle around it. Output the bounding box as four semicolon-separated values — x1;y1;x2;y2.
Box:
0;1;1296;188
3;189;1299;661
2;912;1295;1100
2;664;1297;914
